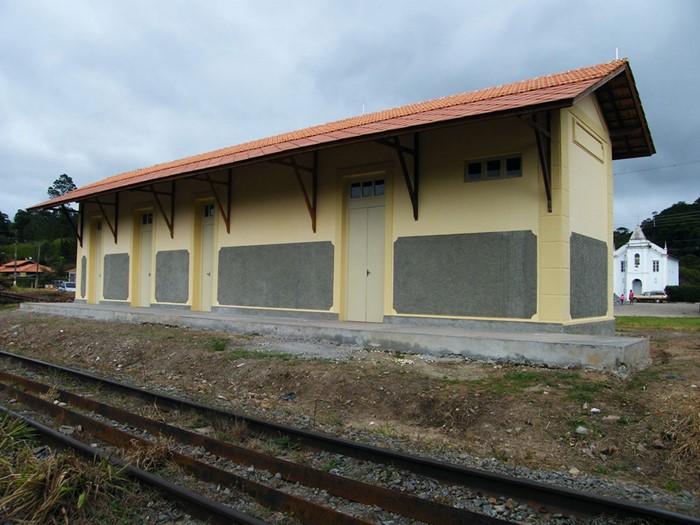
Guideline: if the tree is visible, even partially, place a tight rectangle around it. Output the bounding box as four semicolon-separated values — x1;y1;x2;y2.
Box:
47;174;77;199
0;211;10;243
613;227;632;249
46;174;79;239
640;198;700;259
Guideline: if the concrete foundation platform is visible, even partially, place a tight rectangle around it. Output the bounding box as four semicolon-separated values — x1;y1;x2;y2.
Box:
20;302;650;371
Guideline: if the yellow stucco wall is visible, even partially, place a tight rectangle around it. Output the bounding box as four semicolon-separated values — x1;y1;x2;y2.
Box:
75;103;613;327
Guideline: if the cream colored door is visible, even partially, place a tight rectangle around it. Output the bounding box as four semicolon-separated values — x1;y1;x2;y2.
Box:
88;220;103;304
138;214;153;307
199;204;215;312
346;180;385;322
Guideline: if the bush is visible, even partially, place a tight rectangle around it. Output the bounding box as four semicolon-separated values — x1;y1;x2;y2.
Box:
666;285;700;303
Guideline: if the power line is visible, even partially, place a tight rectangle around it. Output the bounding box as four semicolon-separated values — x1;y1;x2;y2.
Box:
614;159;700;176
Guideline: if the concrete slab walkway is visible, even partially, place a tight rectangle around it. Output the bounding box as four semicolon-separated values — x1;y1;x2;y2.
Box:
20;302;650;371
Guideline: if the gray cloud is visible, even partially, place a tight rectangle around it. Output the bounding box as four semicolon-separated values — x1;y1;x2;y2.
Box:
0;0;698;228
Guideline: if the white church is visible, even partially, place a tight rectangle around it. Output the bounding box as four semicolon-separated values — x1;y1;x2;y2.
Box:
613;225;679;298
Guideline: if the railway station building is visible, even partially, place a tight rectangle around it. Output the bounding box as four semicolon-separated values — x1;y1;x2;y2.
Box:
30;59;654;337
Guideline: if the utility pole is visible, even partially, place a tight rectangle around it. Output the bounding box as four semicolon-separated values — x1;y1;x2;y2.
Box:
34;243;41;289
13;230;17;287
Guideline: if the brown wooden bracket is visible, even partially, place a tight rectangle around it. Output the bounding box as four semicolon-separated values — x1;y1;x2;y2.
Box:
83;194;119;243
521;112;552;212
59;204;83;247
133;182;176;238
271;153;318;232
192;171;233;233
376;134;419;220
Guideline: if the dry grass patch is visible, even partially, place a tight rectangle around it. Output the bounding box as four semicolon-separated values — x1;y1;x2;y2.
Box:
667;409;700;466
0;451;127;524
123;437;178;473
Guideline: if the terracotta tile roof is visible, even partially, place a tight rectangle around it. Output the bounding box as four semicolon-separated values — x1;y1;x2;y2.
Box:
31;59;653;210
0;260;54;274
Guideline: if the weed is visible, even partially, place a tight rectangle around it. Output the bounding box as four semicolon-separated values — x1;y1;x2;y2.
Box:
272;434;298;450
565;382;607;404
213;417;248;443
491;448;510;462
0;450;127;524
663;480;681;492
0;414;35;456
123;438;177;473
323;458;341;472
376;423;397;438
209;337;229;352
666;410;700;465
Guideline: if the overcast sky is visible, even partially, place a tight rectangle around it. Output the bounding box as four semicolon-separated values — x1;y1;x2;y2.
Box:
1;0;698;230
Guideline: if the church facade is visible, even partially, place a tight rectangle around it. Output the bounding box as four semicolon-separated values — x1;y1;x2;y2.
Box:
613;225;679;298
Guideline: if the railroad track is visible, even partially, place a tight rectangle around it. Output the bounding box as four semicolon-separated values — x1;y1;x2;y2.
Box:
0;349;697;525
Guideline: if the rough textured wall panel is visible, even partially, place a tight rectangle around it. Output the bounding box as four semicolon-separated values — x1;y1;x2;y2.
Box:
394;231;537;318
218;242;333;310
103;253;129;300
80;256;87;298
570;232;608;319
155;250;189;304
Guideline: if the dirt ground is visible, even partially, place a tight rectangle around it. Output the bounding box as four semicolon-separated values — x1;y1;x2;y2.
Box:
0;306;698;500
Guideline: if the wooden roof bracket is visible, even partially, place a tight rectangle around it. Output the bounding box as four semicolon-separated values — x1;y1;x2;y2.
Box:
192;171;233;233
59;203;83;248
271;153;318;232
133;182;176;238
521;112;552;212
83;194;119;243
377;134;419;220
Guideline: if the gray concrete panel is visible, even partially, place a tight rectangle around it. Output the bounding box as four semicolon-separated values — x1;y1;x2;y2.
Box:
80;256;87;298
393;231;537;318
103;253;129;300
570;233;608;319
155;250;190;304
218;242;333;310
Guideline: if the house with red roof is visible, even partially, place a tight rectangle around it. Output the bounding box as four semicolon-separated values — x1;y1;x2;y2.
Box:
0;259;54;277
30;59;654;335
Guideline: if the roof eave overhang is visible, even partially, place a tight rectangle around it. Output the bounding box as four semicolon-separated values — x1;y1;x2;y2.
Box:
28;98;575;212
574;64;655;161
30;61;655;212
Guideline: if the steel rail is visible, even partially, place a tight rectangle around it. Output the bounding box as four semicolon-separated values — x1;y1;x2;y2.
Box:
2;349;699;524
0;382;375;525
0;370;508;525
0;404;270;525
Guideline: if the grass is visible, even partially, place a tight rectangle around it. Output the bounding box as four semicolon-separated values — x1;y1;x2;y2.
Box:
209;337;229;352
616;316;700;331
475;369;610;404
0;413;133;524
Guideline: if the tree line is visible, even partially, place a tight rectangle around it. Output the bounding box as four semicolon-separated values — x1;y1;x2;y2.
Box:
0;175;78;282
